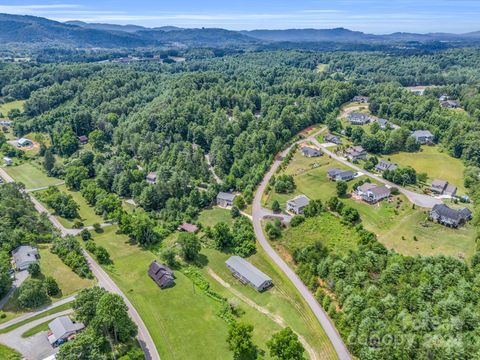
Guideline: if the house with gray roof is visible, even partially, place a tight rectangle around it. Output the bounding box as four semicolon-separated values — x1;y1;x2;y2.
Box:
148;260;175;289
429;204;472;228
352;96;369;103
431;179;457;197
327;168;355;182
286;194;310;214
375;159;397;172
441;100;460;109
357;184;391;203
377;118;400;130
146;172;157;184
17;138;33;147
324;133;342;145
345;146;368;161
12;245;39;271
301;146;321;158
217;192;236;207
348;113;371;125
226;256;272;292
48;316;85;346
412;130;434;144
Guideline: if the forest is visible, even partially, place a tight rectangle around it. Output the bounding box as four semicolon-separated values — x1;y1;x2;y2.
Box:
2;48;480;359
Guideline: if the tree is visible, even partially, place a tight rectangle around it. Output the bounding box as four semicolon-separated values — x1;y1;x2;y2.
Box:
290;215;305;227
80;229;92;241
74;287;107;324
95;293;137;343
17;279;49;309
178;232;200;261
212;222;233;250
405;136;420;152
45;276;60;296
336;181;348;197
226;322;256;359
267;327;305;360
65;166;89;190
266;220;282;240
94;246;111;264
233;195;246;210
28;263;41;277
89;129;106;151
43;149;55;173
161;248;176;267
272;200;281;213
231;206;241;218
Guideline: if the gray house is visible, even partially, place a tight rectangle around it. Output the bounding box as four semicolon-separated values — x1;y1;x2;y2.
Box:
327;168;355;181
48;316;85;346
375;159;397;172
412;130;434;144
377;118;399;130
441;100;460;109
17;138;33;147
12;245;39;271
226;256;272;292
431;179;457;196
148;261;175;289
345;146;368;161
429;204;472;228
357;183;391;203
324;134;342;145
352;95;370;103
146;172;157;185
301;146;321;158
348;113;371;125
286;195;310;214
217;192;236;207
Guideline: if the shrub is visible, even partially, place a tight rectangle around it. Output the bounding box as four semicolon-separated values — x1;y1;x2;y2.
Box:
80;229;92;241
93;223;102;233
45;276;60;296
290;215;305;227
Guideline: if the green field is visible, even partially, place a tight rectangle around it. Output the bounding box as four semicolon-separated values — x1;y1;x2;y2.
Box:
0;344;21;359
0;100;25;116
197;206;233;227
266;148;476;259
4;162;61;189
385;146;466;193
21;319;51;338
38;244;95;296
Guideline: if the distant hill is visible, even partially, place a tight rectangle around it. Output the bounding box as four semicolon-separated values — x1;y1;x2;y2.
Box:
65;20;147;33
242;28;376;42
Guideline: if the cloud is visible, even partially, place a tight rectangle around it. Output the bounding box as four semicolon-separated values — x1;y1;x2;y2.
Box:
0;4;81;14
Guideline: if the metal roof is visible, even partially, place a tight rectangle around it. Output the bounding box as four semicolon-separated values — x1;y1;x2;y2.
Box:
412;130;433;138
288;194;310;208
226;256;272;289
48;316;84;341
12;246;38;268
217;192;236;201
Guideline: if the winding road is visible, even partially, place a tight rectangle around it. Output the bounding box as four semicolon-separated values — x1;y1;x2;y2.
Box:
0;167;160;360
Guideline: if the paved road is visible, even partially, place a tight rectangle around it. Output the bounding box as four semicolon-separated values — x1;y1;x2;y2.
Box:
0;166;160;360
0;270;28;310
307;135;442;208
83;251;160;360
252;128;352;360
0;309;73;360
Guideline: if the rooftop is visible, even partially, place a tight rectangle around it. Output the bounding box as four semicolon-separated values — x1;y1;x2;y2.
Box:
217;191;236;201
48;316;84;342
288;194;310;208
12;245;38;266
226;256;272;289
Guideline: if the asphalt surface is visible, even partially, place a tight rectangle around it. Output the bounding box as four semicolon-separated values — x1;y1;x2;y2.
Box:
0;270;28;310
252;128;353;360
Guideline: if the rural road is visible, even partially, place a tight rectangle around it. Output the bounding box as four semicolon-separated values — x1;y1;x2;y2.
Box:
0;166;160;360
252;127;353;360
0;270;28;310
205;153;223;184
307;135;442;208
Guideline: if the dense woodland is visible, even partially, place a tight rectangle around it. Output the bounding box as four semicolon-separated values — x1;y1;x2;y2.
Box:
2;48;480;359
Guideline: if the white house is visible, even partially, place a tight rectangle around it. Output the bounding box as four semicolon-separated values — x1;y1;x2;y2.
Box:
12;245;39;271
17;138;33;147
286;195;310;214
3;157;13;166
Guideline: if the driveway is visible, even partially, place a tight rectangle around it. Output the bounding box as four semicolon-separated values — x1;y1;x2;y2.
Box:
0;309;73;360
0;270;28;310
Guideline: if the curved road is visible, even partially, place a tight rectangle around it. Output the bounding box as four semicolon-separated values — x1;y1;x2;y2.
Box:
252;128;352;360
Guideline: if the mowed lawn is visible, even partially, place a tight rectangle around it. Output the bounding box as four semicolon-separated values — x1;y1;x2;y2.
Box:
91;226;233;360
385;146;466;193
202;247;338;360
197;206;233;227
38;244;95;297
0;344;20;359
4;162;61;189
0;100;25;115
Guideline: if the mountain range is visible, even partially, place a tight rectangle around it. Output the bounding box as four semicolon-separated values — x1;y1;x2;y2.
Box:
1;13;480;49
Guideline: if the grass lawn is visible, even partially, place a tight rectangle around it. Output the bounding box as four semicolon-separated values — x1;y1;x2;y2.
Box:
202;248;338;360
280;212;361;256
4;162;61;189
197;206;233;227
0;344;21;359
90;226;233;360
0;302;73;334
0;100;25;115
21;319;50;338
38;244;95;296
384;146;466;193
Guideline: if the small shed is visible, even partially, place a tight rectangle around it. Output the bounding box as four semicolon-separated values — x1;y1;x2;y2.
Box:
78;135;88;145
226;256;272;292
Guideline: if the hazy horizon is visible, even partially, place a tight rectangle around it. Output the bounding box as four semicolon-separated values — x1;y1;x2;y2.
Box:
1;0;480;34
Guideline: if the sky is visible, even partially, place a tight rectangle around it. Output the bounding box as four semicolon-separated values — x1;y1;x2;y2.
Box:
1;0;480;34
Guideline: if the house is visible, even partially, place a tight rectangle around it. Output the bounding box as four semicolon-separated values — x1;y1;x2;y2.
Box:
431;179;457;196
439;94;449;102
226;256;272;292
429;204;472;228
178;223;199;233
12;245;39;271
78;135;88;145
441;100;460;109
0;120;12;127
47;316;85;347
217;192;236;207
301;146;321;157
324;133;342;145
345;146;368;161
411;130;434;144
286;195;310;214
377;118;399;130
146;172;157;185
375;159;397;172
327;168;355;181
357;183;391;203
3;157;12;166
352;95;369;103
17;138;33;147
148;261;175;289
348;113;371;125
